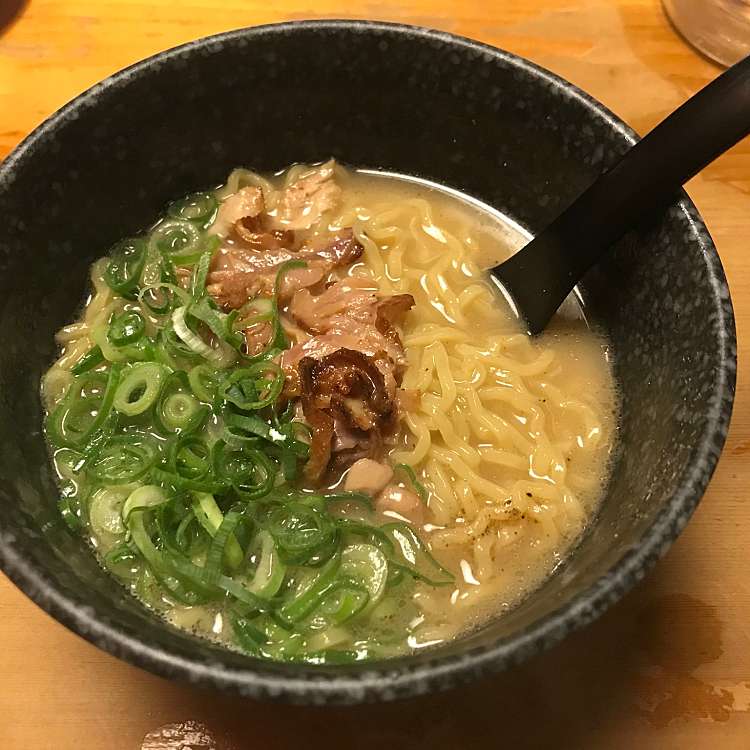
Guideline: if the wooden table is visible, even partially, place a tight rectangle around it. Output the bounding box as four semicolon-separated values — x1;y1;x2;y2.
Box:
1;1;749;747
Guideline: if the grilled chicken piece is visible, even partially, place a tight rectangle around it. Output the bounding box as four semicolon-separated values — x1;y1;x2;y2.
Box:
207;229;363;310
344;459;394;495
270;160;342;230
376;484;424;525
208;186;265;237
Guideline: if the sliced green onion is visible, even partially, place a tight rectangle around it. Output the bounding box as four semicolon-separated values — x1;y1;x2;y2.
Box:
236;296;274;333
187;364;220;403
151;466;223;494
152;496;192;551
122;484;169;525
156;371;208;434
107;310;146;347
46;187;463;664
190;491;226;533
383;522;454;586
125;494;217;605
167;192;218;227
270;262;306;346
71;345;104;376
138;282;191;318
89;486;129;541
139;241;163;288
79;410;118;468
223;414;309;477
216;574;271;611
200;234;220;259
113;362;167;417
233;615;301;660
258;635;304;661
104;238;147;299
172;306;236;368
317;581;370;625
212;441;276;500
90;321;125;363
174;512;197;552
278;554;340;625
191;492;243;571
91;321;154;364
278;448;299;482
231;260;307;362
88;436;158;484
165;552;222;604
231;614;265;654
266;501;338;566
335;518;395;556
279;422;311;449
160;254;178;285
167;434;213;482
339;543;388;612
189;296;244;350
293;492;327;513
190;251;212;300
395;463;429;504
223;412;272;444
103;540;139;574
304;626;351;653
58;486;84;531
47;365;122;449
219;362;283;411
202;509;243;584
162;392;205;431
149;219;203;264
120;489;211;608
54;446;86;478
156;322;201;369
325;491;374;512
246;530;286;599
171;306;214;359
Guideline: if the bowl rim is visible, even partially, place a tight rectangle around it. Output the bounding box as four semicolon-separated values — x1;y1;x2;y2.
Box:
0;19;737;704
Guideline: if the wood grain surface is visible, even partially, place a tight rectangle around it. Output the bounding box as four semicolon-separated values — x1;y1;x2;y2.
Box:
1;1;749;748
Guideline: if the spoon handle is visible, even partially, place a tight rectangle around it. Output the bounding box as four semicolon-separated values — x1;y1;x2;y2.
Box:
492;54;750;335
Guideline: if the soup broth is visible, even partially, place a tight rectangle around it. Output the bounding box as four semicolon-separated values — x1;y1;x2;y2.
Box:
43;162;617;662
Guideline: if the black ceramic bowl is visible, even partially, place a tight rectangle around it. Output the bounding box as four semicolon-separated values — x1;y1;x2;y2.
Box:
0;21;736;704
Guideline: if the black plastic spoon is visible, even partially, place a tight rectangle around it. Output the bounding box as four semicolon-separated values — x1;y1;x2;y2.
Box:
491;54;750;335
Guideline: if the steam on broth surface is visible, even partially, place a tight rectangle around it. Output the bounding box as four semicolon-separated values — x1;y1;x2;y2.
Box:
43;162;617;662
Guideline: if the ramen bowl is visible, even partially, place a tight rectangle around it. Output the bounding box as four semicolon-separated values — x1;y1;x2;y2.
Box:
0;21;736;703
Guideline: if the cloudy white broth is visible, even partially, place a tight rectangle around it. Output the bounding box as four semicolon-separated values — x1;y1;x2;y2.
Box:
43;162;617;662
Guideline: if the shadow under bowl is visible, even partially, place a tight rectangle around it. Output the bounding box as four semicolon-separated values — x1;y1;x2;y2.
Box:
0;20;736;704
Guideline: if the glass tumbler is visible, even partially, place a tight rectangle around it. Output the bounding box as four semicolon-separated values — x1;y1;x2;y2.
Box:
663;0;750;66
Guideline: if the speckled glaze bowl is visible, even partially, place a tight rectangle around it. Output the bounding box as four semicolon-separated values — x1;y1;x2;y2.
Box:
0;21;736;704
